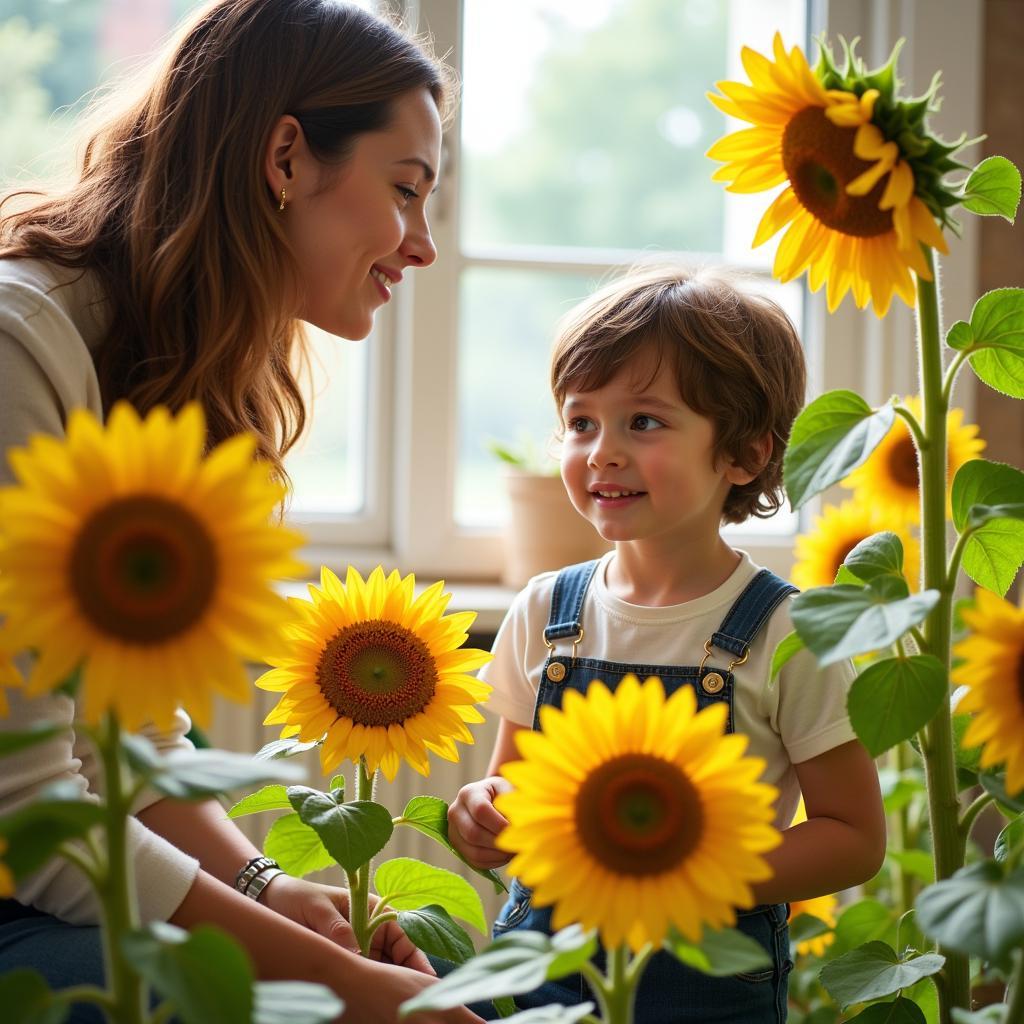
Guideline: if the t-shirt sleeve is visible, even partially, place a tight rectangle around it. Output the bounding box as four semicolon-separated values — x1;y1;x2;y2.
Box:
477;586;541;727
768;599;858;765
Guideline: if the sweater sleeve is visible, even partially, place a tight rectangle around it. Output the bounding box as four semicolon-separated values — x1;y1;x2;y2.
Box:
0;283;200;925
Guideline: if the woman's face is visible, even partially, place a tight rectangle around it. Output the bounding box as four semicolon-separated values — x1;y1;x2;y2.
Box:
276;87;443;339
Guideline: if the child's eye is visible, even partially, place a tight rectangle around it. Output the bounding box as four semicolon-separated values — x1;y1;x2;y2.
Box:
632;414;665;431
395;185;419;205
566;416;594;434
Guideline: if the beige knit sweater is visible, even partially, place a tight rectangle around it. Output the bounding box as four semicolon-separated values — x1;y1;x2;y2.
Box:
0;257;200;924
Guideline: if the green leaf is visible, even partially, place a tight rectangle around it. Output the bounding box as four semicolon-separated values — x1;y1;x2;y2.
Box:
397;905;476;965
375;858;486;933
394;796;507;894
263;813;336;877
253;981;344;1024
979;772;1024;816
952;1007;1008;1023
819;941;944;1009
847;656;947;756
0;799;104;880
399;926;597;1015
227;785;292;819
846;998;927;1024
0;723;66;760
664;925;773;976
254;737;321;760
493;1005;597;1023
288;788;393;874
960;156;1022;222
791;583;939;667
878;769;926;814
493;996;519;1018
966;503;1024;531
916;860;1024;964
946;289;1024;399
832;900;897;956
789;912;832;948
951;460;1024;594
784;392;895;510
843;532;907;581
770;631;805;683
327;775;345;797
122;922;253;1024
835;564;865;586
886;849;935;884
0;968;68;1024
994;815;1024;863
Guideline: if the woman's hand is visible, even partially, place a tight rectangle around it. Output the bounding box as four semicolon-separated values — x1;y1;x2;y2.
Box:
261;875;435;974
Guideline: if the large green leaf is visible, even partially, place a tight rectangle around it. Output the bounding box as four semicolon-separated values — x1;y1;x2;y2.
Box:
784;392;895;510
951;460;1024;595
916;861;1024;965
397;905;476;965
122;922;253;1024
252;981;344;1024
845;998;927;1024
994;815;1024;864
769;631;805;684
959;156;1022;222
946;289;1024;399
288;787;393;874
979;772;1024;816
399;927;597;1015
664;925;772;976
791;582;939;667
0;969;68;1024
847;656;947;756
832;900;897;956
0;799;104;880
819;941;944;1009
375;858;486;933
227;785;292;819
843;532;907;582
789;913;832;948
0;723;66;760
263;813;336;877
394;796;507;894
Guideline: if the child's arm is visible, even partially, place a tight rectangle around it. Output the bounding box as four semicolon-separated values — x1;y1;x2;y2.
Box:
448;716;527;869
752;739;886;905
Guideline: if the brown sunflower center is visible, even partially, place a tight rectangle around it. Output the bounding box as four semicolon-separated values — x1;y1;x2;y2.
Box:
888;435;921;491
575;753;703;876
316;621;437;727
831;537;866;581
69;495;217;644
782;106;893;238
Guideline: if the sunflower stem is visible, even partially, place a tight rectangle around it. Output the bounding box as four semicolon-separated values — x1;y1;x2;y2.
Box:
940;348;972;407
97;712;147;1024
893;402;928;453
349;757;374;957
602;945;635;1024
915;247;970;1020
892;742;915;917
1005;949;1024;1024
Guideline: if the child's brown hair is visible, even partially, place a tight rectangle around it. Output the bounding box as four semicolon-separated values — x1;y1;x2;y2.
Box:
550;265;806;524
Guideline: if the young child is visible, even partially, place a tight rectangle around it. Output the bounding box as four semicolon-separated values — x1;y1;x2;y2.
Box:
448;266;886;1022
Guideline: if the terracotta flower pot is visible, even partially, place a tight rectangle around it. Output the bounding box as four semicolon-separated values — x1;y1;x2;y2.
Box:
501;470;612;589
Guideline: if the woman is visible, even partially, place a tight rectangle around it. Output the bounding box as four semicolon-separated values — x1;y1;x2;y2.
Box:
0;1;483;1021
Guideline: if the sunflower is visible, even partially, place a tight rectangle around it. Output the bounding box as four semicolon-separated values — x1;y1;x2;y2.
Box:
0;837;13;897
792;499;920;591
0;402;304;730
495;675;781;953
707;34;962;317
257;566;492;781
952;589;1024;795
841;397;985;524
0;650;22;717
789;893;838;957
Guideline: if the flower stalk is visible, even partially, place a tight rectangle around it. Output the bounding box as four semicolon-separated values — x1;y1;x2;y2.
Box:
347;756;375;957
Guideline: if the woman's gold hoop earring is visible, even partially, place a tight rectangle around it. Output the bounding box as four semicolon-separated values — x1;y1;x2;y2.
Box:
278;188;287;212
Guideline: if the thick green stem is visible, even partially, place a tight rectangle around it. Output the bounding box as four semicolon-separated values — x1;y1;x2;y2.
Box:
1006;950;1024;1024
916;250;970;1020
602;946;634;1024
892;743;915;915
98;713;147;1024
348;758;374;957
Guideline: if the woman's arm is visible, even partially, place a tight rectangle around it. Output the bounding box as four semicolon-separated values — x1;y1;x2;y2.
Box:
751;739;887;905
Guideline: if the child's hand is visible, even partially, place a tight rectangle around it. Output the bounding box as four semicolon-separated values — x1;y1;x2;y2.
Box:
447;776;514;870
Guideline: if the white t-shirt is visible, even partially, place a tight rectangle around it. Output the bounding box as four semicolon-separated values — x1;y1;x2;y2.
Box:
480;550;857;831
0;257;200;925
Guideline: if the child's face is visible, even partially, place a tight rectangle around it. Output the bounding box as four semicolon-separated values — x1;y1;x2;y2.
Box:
559;350;754;546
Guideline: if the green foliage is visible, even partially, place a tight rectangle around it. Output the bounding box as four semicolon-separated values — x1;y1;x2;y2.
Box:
769;630;805;683
790;582;939;667
844;533;908;581
252;981;346;1024
847;656;947;757
950;460;1024;595
0;723;66;758
819;941;944;1010
664;924;773;976
946;288;1024;399
374;858;487;934
994;816;1024;864
488;1006;596;1023
846;998;927;1023
396;905;476;966
0;968;68;1024
960;157;1022;222
784;392;895;510
0;797;103;880
263;813;335;878
287;787;393;874
254;737;321;760
226;784;292;819
399;926;598;1015
831;900;899;957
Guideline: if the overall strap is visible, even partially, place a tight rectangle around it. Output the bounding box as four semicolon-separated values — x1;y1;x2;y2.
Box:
543;560;602;642
709;569;798;658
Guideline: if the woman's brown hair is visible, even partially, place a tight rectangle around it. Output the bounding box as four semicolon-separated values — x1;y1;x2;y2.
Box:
0;0;454;481
550;265;807;524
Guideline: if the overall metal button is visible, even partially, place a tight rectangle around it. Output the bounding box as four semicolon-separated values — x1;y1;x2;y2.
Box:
702;671;725;695
546;661;566;683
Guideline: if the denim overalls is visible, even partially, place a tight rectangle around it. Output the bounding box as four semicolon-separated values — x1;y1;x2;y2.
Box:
494;560;797;1024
